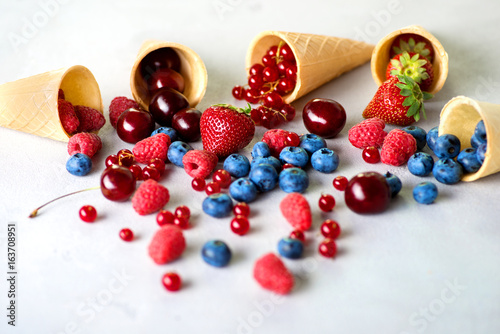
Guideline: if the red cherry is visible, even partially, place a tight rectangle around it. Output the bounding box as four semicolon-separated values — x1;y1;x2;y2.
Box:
171;108;202;142
116;108;155;144
318;238;337;258
333;176;348;191
233;202;250;217
105;154;119;167
213;169;232;188
142;166;161;181
249;64;264;76
157;210;175;226
318;194;336;212
162;272;182;292
192;177;206;191
280;104;296;122
128;164;143;181
205;182;221;195
302;98;346;139
119;228;134;242
320;220;341;239
174;205;190;219
100;165;136;202
140;47;181;77
146;68;185;95
262;92;284;110
362;146;381;164
344;172;391;214
285;132;300;147
289;230;305;243
232;85;245;100
79;205;97;223
148;88;189;127
149;158;166;175
173;216;189;229
230;216;250;236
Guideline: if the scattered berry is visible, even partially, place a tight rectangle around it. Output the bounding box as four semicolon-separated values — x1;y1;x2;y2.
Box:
432;158;463;184
152;126;178;142
230;216;250;236
167;141;193;167
233;202;250;217
318;238;337;258
149;158;166;175
277;237;304;259
66;153;92;176
119;228;134;242
289;230;305;243
162;272;182;292
232;85;245;100
148;225;186;264
182;149;218;179
79;205;97;223
105;154;119;167
344;172;391;214
249;163;279;192
413;182;438;204
116;106;155;143
279;193;312;231
131;179;170;215
253;253;294;295
202;193;233;218
251;156;282;174
333;176;348;191
201;240;232;267
311;148;340;173
302;98;346;138
433;134;461;159
157;210;175;226
279;167;309;193
262;129;297;157
229;178;258;203
408;152;434;176
279;146;309;169
457;148;482;173
174;205;190;219
380;129;417;166
402;125;427;151
58;99;79;134
299;133;327;156
205;181;221;195
128;164;143;180
117;149;135;167
192;177;206;191
362;146;381;164
384;172;402;197
320;220;341;239
223;154;250;178
67;132;102;158
426;126;439;152
109;96;139;128
133;133;171;164
74;105;106;132
142;166;161;181
348;118;387;149
318;194;336;212
213;169;232;188
173;216;189;229
251;142;272;159
100;165;136;202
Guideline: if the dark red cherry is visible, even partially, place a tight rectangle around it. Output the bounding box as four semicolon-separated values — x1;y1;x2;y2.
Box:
171;108;202;142
344;172;391;214
140;47;181;78
116;108;155;143
100;165;137;202
148;88;190;127
146;68;185;96
302;98;346;139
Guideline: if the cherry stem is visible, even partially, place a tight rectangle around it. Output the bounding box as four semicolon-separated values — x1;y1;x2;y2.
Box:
28;186;100;218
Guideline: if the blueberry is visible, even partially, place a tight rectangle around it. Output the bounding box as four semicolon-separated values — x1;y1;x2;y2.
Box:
201;240;232;267
310;148;339;173
229;178;258;203
476;143;487;164
279;146;309;168
432;158;463;184
402;125;427;151
457;148;482;173
413;182;438;204
151;126;178;142
249;163;279;192
167;141;193;167
66;153;92;176
279;168;309;193
470;133;483;149
474;120;487;143
407;152;434;176
426;126;439;152
299;133;327;156
384;172;402;197
277;237;304;259
223;154;250;178
202;193;233;218
433;134;461;159
251;141;271;159
251;156;281;174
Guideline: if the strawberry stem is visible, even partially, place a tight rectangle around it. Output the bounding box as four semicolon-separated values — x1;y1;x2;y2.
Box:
29;186;100;218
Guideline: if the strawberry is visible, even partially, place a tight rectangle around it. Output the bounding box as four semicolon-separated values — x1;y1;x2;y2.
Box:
200;104;255;158
362;75;433;126
390;34;434;63
386;52;434;92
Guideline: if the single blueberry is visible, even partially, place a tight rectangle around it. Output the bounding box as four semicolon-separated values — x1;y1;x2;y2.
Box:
279;168;309;193
251;156;281;174
299;133;327;156
476;143;487;164
202;193;233;218
408;152;434;176
167;141;193;167
457;148;482;173
251;141;271;159
402;125;427;151
433;134;461;159
310;148;339;173
279;146;309;168
426;126;439;152
384;172;402;197
432;158;463;184
152;126;178;142
223;154;250;178
201;240;232;267
277;237;304;259
249;163;279;192
470;133;483;149
229;178;258;203
474;120;487;143
66;153;92;176
413;182;438;204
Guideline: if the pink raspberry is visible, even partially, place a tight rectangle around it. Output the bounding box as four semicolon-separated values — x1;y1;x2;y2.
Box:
253;253;294;295
132;133;171;164
262;129;298;157
67;132;102;157
74;105;106;133
279;193;312;231
132;179;170;215
381;129;417;166
58;89;65;100
148;225;186;264
348;117;387;149
58;99;79;135
109;96;139;128
182;150;218;179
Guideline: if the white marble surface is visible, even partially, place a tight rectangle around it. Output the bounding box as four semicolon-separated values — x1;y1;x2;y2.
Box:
1;0;500;333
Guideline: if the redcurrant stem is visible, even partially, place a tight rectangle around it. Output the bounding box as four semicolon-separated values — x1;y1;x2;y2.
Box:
28;186;101;218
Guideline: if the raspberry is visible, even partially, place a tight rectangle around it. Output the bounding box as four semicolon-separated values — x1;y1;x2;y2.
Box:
67;132;102;157
132;133;171;164
381;129;417;166
132;179;170;215
109;96;139;128
58;99;79;134
182;150;218;179
58;89;65;100
253;253;294;295
148;225;186;264
262;129;298;157
74;105;106;133
279;193;312;231
348;117;387;149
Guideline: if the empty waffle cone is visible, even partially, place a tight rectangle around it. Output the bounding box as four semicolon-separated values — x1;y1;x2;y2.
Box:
246;31;374;104
371;25;448;95
130;40;207;111
0;65;103;142
439;96;500;182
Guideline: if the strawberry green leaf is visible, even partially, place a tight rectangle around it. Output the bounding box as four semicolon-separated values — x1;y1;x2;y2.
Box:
402;96;416;107
399;88;412;97
407;101;420;117
423;91;433;100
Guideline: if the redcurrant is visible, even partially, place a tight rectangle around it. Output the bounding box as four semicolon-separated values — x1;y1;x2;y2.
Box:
262;66;279;83
230;216;250;236
279;44;295;63
289;230;305;243
318;238;337;258
233;202;250;217
173;216;189;229
162;272;182;292
119;228;134;242
244;88;260;104
128;164;143;181
174;205;190;219
249;64;264;76
320;219;341;239
262;92;284;110
232;85;245;100
192;177;206;191
149;158;166;175
79;205;97;223
205;182;221;195
362;146;381;164
285;132;300;147
117;149;135;167
142;166;161;181
213;169;232;188
333;176;348;191
318;194;336;212
105;154;119;167
248;74;265;90
157;210;175;226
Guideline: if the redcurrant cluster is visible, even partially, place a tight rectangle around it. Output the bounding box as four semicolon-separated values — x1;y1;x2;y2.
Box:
230;202;251;236
191;169;232;195
156;205;191;229
232;42;298;129
105;149;166;182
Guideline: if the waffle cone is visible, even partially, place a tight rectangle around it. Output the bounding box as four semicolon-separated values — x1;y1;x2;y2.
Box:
371;25;448;95
130;40;207;111
246;31;374;104
439;96;500;182
0;65;102;142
